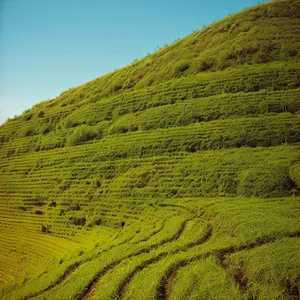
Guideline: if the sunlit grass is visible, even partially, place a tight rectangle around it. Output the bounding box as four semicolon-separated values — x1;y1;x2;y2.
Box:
0;0;300;298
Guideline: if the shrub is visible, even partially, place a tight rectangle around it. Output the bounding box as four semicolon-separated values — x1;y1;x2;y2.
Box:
177;111;203;126
280;44;299;60
22;113;33;121
111;83;123;93
67;125;97;146
238;166;294;197
64;118;75;129
129;124;138;132
173;61;190;77
195;58;214;73
110;125;128;135
69;217;86;226
20;125;36;137
215;50;232;70
39;124;50;135
289;164;300;189
38;111;45;118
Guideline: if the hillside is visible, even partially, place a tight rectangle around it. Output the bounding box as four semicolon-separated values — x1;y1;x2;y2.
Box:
1;0;300;299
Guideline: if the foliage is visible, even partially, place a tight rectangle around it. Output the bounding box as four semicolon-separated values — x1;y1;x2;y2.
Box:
0;1;300;299
289;164;300;189
66;124;97;146
20;124;37;137
173;61;190;77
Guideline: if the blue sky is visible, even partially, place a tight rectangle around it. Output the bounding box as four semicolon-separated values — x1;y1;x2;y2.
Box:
0;0;269;125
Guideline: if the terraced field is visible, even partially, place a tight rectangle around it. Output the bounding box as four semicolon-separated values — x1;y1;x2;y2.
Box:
1;0;300;299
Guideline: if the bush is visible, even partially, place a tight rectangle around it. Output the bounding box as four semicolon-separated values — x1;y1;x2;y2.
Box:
173;61;190;77
20;125;36;137
111;83;123;93
64;118;75;129
39;124;50;135
110;125;128;135
238;166;294;197
289;164;300;189
67;125;97;146
195;58;214;73
38;111;45;118
22;113;33;121
69;217;86;226
215;50;232;70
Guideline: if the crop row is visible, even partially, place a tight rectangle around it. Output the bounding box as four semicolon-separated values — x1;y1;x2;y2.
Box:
1;60;300;145
0;199;184;287
1;144;300;204
2;196;298;299
0;202;191;299
2;112;300;159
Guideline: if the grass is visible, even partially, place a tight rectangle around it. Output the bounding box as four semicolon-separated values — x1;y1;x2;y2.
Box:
0;195;299;299
0;0;300;299
225;237;300;299
170;256;242;300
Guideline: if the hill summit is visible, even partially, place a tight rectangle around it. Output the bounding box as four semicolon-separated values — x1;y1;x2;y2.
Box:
1;0;300;299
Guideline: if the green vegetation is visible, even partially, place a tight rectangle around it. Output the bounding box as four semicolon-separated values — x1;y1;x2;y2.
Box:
66;124;97;146
0;0;300;299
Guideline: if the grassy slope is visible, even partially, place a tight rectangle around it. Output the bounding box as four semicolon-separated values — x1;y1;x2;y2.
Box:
0;0;300;299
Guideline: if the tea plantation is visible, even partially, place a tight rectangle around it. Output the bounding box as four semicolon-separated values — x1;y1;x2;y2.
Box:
1;0;300;299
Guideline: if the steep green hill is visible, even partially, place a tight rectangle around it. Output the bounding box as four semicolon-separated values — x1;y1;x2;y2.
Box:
1;0;300;299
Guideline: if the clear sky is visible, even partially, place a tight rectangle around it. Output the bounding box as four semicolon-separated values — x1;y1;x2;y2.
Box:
0;0;269;125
